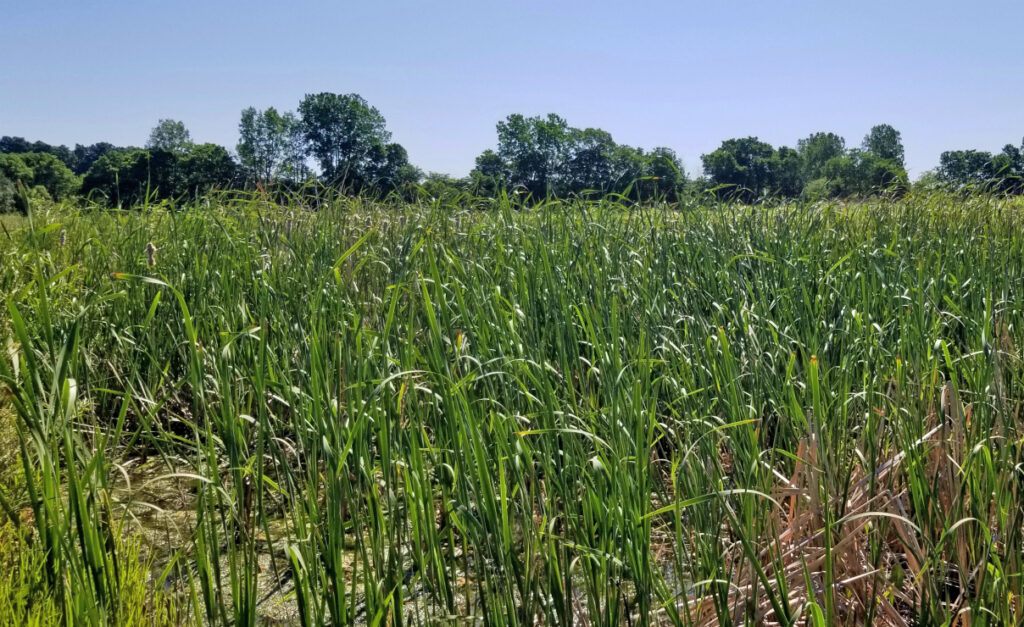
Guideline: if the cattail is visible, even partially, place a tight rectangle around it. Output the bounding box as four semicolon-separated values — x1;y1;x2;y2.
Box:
58;230;66;248
145;242;157;267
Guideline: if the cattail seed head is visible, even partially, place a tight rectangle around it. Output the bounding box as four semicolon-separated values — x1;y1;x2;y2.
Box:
145;242;157;267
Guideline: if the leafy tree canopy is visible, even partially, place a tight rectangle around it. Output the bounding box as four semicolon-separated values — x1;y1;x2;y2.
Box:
237;107;306;184
298;92;391;184
178;143;238;196
81;148;182;205
0;152;79;200
0;170;20;214
821;150;908;197
938;149;996;188
701;137;776;201
862;124;905;167
146;119;193;154
476;114;685;200
798;132;845;181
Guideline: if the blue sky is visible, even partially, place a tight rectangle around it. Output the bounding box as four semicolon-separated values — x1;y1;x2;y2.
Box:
2;1;1022;179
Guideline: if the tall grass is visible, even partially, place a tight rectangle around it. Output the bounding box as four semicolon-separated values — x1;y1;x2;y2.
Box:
1;191;1023;625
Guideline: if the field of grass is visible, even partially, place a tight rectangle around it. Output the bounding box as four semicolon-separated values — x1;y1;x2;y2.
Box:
1;193;1023;625
0;213;26;236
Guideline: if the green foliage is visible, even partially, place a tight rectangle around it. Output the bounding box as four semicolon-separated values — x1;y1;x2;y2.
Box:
364;141;421;193
82;144;237;205
562;126;620;194
768;146;804;197
471;148;507;193
0;524;61;625
701;136;776;200
696;125;905;202
0;154;33;188
798;132;845;181
802;176;830;201
81;149;170;205
862;123;905;166
71;142;118;175
298;92;392;184
821;150;908;197
17;153;80;199
177;143;238;196
419;171;472;200
643;147;687;198
237;107;306;185
0;171;19;214
940;140;1024;193
0;152;79;201
2;136;119;175
0;523;177;626
989;145;1024;194
939;149;995;188
146;119;193;154
3;194;1024;625
476;114;686;200
493;112;572;196
913;168;945;193
0;136;75;171
9;114;1024;203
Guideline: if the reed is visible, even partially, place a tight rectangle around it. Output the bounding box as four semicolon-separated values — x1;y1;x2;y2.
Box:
1;191;1022;625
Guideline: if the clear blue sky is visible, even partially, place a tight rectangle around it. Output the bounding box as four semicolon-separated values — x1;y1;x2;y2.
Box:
2;0;1022;179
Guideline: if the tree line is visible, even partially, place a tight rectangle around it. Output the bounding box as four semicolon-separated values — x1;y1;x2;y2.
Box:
2;91;1022;212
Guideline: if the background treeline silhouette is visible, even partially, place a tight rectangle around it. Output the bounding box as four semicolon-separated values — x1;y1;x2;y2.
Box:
1;91;1022;212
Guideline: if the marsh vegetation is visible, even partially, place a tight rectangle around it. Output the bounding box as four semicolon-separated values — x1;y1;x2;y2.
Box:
2;192;1024;625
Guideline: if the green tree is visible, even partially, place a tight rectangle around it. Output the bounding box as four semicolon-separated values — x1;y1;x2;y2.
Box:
991;140;1024;194
1;136;76;171
280;115;310;182
82;149;178;205
363;142;421;193
0;170;24;214
298;92;390;184
862;124;905;167
701;137;776;201
474;149;506;181
642;147;686;200
797;132;846;181
475;114;672;199
146;119;193;154
71;142;117;175
0;136;34;154
938;150;994;188
610;144;647;196
0;154;34;188
0;153;79;200
822;150;907;197
470;150;507;196
237;107;305;185
494;113;572;196
420;172;472;200
564;127;619;194
178;143;238;196
912;169;945;193
769;146;804;198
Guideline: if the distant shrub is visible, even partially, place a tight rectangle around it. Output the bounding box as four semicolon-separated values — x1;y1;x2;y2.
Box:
0;152;79;203
0;172;19;214
802;177;830;202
